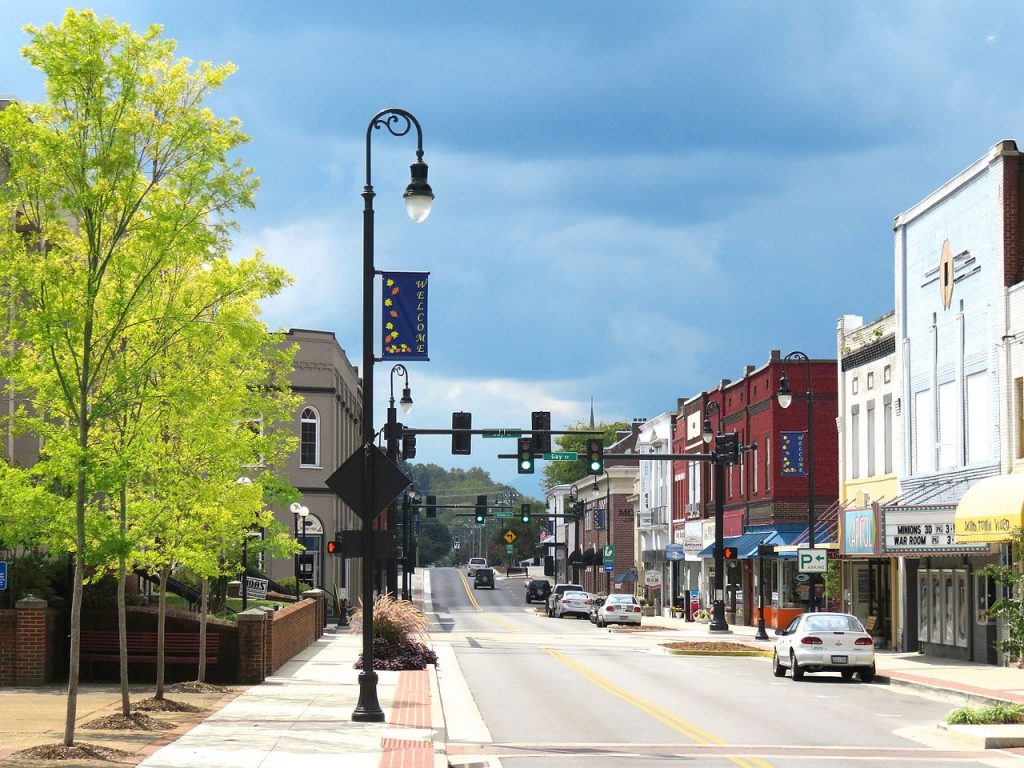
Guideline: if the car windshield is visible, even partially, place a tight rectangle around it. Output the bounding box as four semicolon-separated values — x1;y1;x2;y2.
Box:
563;592;588;600
803;615;863;632
608;596;636;604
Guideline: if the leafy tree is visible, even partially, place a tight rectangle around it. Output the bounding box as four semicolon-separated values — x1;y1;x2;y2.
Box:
983;528;1024;668
0;11;262;746
541;421;629;490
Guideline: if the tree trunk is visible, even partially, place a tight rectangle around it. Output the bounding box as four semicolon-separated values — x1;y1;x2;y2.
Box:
156;566;168;700
62;552;84;746
118;487;130;717
198;578;209;683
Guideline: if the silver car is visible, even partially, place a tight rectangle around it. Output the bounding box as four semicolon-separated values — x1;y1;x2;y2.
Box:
772;612;875;682
594;594;641;627
554;590;595;619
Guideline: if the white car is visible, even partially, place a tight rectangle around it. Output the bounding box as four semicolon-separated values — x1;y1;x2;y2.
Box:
594;594;642;627
467;557;487;576
554;590;595;619
772;612;875;682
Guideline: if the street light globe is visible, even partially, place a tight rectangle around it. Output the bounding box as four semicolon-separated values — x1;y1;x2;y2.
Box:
702;417;714;444
399;385;413;415
289;501;303;514
404;160;433;223
777;375;793;409
297;505;310;518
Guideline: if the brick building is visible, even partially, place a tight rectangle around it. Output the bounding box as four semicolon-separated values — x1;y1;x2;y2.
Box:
671;351;839;629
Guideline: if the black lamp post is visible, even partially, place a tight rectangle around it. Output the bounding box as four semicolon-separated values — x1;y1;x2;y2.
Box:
777;350;817;613
354;109;433;723
385;364;413;599
290;502;310;601
567;484;579;584
702;401;729;633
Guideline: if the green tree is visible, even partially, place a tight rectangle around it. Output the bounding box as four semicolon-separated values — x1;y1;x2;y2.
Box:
541;421;629;490
0;11;261;746
983;528;1024;668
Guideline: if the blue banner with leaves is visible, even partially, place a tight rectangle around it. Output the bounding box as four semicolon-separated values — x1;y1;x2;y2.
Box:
382;271;429;360
780;431;806;477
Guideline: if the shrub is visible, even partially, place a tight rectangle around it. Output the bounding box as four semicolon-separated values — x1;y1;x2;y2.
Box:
946;703;1024;725
352;594;435;670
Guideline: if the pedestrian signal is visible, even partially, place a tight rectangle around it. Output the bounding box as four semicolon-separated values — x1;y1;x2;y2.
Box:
723;546;738;560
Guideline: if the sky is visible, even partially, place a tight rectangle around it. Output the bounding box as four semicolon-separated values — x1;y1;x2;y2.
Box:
3;2;1023;498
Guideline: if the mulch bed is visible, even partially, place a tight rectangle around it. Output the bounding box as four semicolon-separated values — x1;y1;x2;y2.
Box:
166;680;228;694
662;640;771;654
133;696;200;713
82;712;173;731
11;743;135;761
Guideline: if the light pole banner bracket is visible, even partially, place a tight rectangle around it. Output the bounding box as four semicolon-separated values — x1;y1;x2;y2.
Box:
382;271;429;360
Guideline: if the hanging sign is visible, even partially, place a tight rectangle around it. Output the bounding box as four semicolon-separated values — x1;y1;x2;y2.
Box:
780;431;806;477
382;271;429;360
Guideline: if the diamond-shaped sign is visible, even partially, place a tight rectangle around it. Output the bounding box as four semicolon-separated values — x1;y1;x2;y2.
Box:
326;445;411;522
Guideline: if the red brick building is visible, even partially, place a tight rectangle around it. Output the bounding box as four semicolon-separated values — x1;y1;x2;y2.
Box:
670;350;839;628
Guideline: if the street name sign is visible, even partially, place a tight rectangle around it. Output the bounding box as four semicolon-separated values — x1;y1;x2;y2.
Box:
494;510;513;518
503;530;517;544
798;548;828;573
505;544;514;554
542;452;578;461
483;429;521;438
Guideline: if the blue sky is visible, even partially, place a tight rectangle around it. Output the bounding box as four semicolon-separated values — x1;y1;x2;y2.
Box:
3;3;1022;497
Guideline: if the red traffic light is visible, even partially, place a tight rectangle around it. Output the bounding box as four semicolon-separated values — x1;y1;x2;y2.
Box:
723;546;738;560
326;539;340;555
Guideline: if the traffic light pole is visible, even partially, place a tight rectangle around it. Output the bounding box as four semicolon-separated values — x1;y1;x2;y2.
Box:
709;451;729;633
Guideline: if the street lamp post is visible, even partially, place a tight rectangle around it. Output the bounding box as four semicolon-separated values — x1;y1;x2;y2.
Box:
777;350;817;613
385;364;413;599
702;401;730;633
354;108;433;723
290;502;310;601
567;484;579;584
236;476;254;611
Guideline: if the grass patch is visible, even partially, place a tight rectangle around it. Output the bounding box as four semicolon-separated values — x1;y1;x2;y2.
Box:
946;702;1024;725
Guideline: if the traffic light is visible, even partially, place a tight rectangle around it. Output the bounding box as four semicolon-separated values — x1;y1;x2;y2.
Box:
326;532;343;555
517;437;535;474
452;411;472;455
723;545;738;560
425;494;437;518
532;411;551;453
402;431;417;460
520;503;531;523
586;438;604;475
475;494;487;524
716;432;739;465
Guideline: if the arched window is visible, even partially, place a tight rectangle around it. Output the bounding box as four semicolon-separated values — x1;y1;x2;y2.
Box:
300;407;320;467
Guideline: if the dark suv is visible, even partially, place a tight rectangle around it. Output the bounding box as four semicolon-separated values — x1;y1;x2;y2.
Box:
473;567;495;589
525;579;551;604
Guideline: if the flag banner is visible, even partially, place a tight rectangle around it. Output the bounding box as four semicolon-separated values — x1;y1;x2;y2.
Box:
382;271;429;360
780;431;806;477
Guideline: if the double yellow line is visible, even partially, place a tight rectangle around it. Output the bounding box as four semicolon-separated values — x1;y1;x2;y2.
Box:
544;648;772;768
457;569;519;632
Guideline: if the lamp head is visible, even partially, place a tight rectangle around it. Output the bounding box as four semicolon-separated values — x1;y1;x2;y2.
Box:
777;374;793;409
702;416;713;444
298;505;310;518
399;385;413;415
289;502;302;514
404;159;433;223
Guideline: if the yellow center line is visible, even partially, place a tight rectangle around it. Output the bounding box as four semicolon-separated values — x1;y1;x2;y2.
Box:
456;571;520;631
544;648;773;768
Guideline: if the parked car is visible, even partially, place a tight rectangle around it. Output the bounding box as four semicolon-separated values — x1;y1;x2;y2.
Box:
547;583;584;617
772;612;875;682
593;594;641;627
473;567;495;589
525;579;552;604
554;590;595;619
467;557;487;576
588;596;606;622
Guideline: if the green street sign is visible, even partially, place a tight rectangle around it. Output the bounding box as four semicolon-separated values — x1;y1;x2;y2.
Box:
494;510;513;518
482;429;522;438
603;544;615;558
543;451;578;461
505;544;514;554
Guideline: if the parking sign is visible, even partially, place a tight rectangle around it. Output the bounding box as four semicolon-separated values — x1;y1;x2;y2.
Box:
798;548;827;573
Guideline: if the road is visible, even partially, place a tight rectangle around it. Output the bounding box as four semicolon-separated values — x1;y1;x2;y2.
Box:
426;566;1022;768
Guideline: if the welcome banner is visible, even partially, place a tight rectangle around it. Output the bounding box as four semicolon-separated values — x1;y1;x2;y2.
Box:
382;271;429;361
780;430;806;477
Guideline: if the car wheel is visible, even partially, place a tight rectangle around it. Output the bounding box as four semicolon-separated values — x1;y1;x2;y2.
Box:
772;651;786;678
859;664;875;683
790;651;804;681
840;670;855;681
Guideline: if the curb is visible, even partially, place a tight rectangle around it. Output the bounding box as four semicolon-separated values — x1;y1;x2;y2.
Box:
428;661;448;768
937;722;1024;749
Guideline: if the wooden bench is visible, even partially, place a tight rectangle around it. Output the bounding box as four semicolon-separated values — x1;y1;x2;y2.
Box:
81;630;219;672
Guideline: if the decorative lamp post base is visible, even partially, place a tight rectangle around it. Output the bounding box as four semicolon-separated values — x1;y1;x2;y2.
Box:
352;671;385;722
708;600;731;633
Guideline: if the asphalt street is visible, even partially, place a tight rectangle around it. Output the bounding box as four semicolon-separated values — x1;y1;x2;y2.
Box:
426;566;1020;768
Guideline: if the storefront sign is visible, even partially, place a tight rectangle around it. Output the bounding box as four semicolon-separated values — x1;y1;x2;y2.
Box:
701;520;715;548
644;569;662;588
665;544;685;561
883;507;989;554
842;507;877;556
